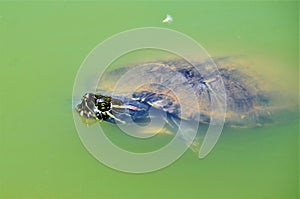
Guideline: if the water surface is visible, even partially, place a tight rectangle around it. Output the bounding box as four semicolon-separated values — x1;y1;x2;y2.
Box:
0;1;298;199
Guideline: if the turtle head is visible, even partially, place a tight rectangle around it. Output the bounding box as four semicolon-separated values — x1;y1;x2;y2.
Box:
75;93;113;124
76;93;151;125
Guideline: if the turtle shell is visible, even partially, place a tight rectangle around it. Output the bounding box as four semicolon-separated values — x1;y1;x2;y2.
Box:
97;59;274;127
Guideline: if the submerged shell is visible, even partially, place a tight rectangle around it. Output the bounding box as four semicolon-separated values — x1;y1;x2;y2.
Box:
97;58;274;127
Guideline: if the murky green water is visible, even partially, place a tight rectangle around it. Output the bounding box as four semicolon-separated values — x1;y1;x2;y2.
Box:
0;1;298;199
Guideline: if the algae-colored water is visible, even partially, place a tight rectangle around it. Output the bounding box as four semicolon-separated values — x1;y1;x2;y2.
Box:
0;1;298;199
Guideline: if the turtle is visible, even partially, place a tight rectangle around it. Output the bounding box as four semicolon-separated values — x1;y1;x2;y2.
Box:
75;58;277;130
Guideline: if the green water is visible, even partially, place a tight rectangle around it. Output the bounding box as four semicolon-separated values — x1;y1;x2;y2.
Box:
0;1;298;199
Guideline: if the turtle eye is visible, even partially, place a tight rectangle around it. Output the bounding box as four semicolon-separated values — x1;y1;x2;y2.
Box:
95;96;112;111
97;102;111;111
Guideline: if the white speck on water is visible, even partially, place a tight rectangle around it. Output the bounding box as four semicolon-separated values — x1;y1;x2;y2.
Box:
162;14;173;23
